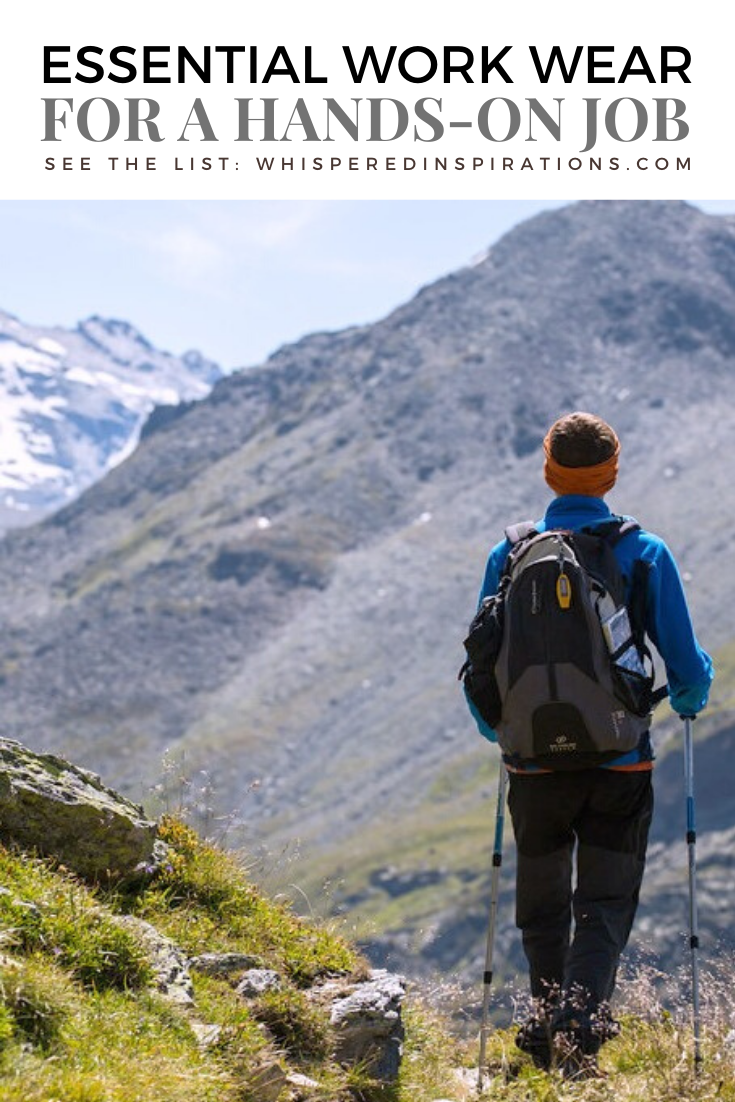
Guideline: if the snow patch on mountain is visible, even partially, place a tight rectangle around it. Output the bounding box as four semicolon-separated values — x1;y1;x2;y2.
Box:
0;309;221;529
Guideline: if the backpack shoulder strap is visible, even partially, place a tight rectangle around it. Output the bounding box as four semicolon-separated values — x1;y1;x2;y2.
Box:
582;515;640;547
504;520;538;546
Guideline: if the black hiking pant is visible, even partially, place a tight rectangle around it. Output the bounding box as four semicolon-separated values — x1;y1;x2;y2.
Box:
508;768;653;1049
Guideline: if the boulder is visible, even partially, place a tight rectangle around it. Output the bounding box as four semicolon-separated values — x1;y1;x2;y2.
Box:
236;969;282;998
0;737;157;881
313;969;406;1081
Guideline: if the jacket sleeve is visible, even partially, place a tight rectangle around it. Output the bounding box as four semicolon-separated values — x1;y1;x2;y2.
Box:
642;538;714;716
465;538;512;743
464;687;499;743
478;538;511;604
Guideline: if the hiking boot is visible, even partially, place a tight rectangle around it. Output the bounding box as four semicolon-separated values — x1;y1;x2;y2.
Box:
558;1051;607;1081
554;1033;607;1081
551;1002;621;1055
516;1016;553;1070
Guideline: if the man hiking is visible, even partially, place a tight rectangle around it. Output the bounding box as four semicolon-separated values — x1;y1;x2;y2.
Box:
464;411;713;1078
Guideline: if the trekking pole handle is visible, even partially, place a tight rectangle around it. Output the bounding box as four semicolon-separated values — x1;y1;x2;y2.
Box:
681;715;697;841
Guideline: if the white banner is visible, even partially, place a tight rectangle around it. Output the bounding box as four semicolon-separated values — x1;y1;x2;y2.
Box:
0;0;730;199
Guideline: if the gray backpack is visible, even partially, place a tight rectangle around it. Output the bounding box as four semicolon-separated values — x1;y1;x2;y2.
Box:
461;520;665;769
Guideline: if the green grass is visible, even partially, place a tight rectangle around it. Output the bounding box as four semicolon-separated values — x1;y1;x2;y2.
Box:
0;848;152;992
394;987;735;1101
126;817;360;985
472;1018;735;1102
3;817;734;1102
0;819;402;1102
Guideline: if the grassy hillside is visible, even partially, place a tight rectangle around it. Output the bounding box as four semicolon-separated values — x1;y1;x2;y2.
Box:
1;818;734;1101
0;817;462;1102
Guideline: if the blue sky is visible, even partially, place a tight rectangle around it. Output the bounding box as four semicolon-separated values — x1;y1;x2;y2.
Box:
0;200;732;371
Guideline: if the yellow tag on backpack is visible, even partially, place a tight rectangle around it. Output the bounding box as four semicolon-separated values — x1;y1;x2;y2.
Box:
556;572;572;609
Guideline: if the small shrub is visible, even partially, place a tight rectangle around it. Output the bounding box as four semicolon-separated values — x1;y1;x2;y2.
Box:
54;916;152;992
0;960;71;1051
253;987;333;1062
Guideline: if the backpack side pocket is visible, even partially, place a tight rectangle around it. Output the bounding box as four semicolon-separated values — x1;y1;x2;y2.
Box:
460;596;505;728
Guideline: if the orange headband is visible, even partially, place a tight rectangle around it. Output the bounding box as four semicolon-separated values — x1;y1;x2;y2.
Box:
543;430;620;497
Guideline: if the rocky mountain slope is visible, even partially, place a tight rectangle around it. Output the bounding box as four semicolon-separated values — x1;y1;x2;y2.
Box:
0;310;220;530
0;200;733;986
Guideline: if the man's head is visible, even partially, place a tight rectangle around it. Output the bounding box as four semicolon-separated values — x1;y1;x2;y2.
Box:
543;412;620;497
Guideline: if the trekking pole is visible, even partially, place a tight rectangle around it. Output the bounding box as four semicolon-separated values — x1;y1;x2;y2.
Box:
682;714;702;1071
478;763;508;1092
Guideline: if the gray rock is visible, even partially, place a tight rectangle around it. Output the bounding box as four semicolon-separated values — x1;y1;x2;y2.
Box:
286;1072;320;1089
189;951;261;978
189;1021;223;1048
236;968;282;998
318;969;406;1081
0;737;158;881
248;1057;288;1102
113;916;193;1006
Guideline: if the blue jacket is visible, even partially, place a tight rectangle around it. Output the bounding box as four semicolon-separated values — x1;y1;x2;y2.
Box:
468;494;714;765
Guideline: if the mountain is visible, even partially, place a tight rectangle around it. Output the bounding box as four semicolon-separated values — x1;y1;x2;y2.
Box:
0;200;733;987
0;310;221;530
